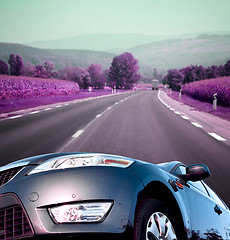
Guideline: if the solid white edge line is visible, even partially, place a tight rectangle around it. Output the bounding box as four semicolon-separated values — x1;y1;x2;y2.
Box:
72;130;84;138
191;122;203;128
208;133;227;141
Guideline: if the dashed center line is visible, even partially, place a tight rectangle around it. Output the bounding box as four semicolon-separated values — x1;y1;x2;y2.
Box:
29;111;40;115
191;122;203;128
181;115;190;120
96;114;102;118
9;115;22;119
72;130;84;138
208;133;227;141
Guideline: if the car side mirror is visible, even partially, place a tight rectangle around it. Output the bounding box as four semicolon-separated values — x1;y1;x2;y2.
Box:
182;164;210;182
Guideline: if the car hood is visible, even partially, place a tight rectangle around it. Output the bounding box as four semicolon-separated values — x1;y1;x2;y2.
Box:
0;153;138;171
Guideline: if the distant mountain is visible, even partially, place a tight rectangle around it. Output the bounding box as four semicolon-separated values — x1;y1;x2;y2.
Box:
127;34;230;76
25;32;230;53
0;43;115;70
1;33;230;78
26;34;169;52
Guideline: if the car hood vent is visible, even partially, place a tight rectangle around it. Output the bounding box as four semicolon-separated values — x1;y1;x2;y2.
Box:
0;167;23;187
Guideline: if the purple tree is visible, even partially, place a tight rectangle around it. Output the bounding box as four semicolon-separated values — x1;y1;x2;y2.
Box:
68;66;91;89
206;65;220;79
224;59;230;76
22;62;35;77
88;64;106;89
166;68;184;91
181;66;192;84
196;65;207;80
44;60;55;78
34;65;47;78
8;54;24;76
109;52;141;89
0;60;9;75
218;65;226;77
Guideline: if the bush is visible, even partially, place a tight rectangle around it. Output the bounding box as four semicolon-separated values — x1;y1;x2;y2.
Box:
182;77;230;107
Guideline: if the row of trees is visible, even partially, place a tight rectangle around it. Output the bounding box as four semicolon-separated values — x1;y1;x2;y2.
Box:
0;52;141;90
163;59;230;91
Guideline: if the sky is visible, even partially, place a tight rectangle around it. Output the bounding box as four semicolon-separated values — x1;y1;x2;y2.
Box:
0;0;230;43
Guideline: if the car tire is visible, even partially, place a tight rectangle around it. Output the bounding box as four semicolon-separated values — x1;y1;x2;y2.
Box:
133;198;183;240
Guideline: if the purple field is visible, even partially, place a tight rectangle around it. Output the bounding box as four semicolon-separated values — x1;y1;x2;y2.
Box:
168;91;230;121
0;75;136;114
0;75;80;100
182;77;230;108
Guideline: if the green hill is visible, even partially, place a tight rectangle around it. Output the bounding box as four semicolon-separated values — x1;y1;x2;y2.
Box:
0;43;115;70
1;34;230;78
127;34;230;75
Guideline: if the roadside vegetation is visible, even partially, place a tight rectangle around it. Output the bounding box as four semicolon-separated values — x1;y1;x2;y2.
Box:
183;77;230;107
163;59;230;108
0;52;141;91
0;52;142;114
0;75;80;100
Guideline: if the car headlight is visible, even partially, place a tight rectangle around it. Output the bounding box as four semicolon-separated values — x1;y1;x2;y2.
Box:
28;154;134;175
49;201;113;223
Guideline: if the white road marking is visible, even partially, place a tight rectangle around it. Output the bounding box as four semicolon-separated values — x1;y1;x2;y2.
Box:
29;111;40;115
208;133;227;141
44;108;52;111
96;114;102;118
191;122;203;128
174;111;180;115
169;108;175;111
181;115;190;120
107;106;112;110
9;115;23;119
72;130;84;138
55;105;62;108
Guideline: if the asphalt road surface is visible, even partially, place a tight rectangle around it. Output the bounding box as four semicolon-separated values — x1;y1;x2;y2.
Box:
0;90;230;206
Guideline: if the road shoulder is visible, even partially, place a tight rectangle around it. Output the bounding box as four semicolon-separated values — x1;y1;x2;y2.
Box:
158;90;230;146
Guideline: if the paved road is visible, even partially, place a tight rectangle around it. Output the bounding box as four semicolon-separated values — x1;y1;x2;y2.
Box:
0;90;230;205
0;92;139;164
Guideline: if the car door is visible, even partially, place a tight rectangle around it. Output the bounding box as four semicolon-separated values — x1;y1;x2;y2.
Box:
172;164;227;239
204;183;230;240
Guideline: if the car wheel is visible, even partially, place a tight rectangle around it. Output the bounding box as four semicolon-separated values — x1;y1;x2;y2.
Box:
133;198;182;240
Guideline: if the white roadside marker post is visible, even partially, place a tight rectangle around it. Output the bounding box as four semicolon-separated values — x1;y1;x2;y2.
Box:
213;93;217;112
179;89;182;101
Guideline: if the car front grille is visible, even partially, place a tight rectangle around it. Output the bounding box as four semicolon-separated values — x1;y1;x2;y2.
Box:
0;167;23;187
0;204;34;240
